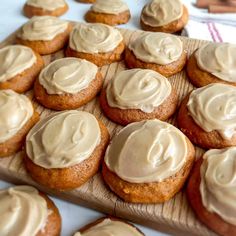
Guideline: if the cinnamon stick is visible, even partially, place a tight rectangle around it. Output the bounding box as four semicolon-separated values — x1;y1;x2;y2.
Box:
196;0;236;8
209;4;236;13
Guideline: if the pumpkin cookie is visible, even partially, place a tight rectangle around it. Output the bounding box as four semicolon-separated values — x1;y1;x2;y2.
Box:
0;45;44;93
24;110;109;190
177;83;236;149
102;119;195;203
140;0;189;33
85;0;130;26
187;148;236;236
0;90;39;157
23;0;68;18
66;23;125;66
100;69;178;125
125;32;187;77
0;185;61;236
187;43;236;87
34;57;103;110
16;16;72;55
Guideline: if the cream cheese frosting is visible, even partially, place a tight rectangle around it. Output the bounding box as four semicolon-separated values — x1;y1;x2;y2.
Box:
129;33;183;65
0;45;36;83
195;43;236;82
106;69;172;113
105;119;188;183
26;0;66;11
200;147;236;226
0;185;49;236
26;110;101;169
91;0;129;15
39;57;98;95
69;23;123;53
18;16;69;41
141;0;183;27
187;83;236;139
74;219;143;236
0;90;33;143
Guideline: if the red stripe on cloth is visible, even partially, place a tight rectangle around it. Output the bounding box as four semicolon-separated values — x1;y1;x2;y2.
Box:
207;22;217;42
211;22;223;42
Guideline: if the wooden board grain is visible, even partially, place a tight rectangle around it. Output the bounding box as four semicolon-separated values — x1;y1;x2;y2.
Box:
0;24;216;236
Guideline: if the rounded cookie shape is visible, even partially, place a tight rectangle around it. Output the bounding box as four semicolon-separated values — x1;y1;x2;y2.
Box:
34;57;103;110
0;45;44;93
0;185;61;236
177;83;236;149
24;110;109;190
84;0;130;26
100;69;178;125
66;23;125;66
16;16;72;55
125;33;187;77
140;0;189;33
187;43;236;87
24;0;68;18
102;119;195;203
187;148;236;236
0;90;39;157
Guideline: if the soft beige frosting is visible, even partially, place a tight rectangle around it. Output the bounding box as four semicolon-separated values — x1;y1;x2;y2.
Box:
26;110;101;169
141;0;183;27
105;119;188;183
106;69;171;113
26;0;66;11
18;16;69;41
195;43;236;82
0;90;33;143
69;23;123;53
0;45;36;83
187;83;236;139
74;219;143;236
0;185;49;236
91;0;129;15
129;33;183;65
200;147;236;225
39;58;98;95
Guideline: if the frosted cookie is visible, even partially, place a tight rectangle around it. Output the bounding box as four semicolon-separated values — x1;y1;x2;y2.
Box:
34;57;103;110
16;16;72;55
177;83;236;149
140;0;189;33
100;69;178;125
0;185;61;236
24;111;109;190
187;147;236;236
0;90;39;157
66;23;125;66
125;32;187;77
102;119;195;203
0;45;44;93
85;0;130;26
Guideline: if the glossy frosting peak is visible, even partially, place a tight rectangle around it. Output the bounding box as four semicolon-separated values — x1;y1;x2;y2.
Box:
105;120;188;183
200;147;236;225
106;69;171;113
26;0;66;11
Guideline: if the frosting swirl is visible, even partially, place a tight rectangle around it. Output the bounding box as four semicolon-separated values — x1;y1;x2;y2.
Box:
0;185;49;236
69;23;123;53
129;33;183;65
0;90;33;143
26;110;101;169
18;16;69;41
91;0;129;15
26;0;66;11
200;147;236;225
39;58;98;95
187;83;236;139
105;119;188;183
195;43;236;82
0;45;36;83
141;0;183;27
106;69;171;113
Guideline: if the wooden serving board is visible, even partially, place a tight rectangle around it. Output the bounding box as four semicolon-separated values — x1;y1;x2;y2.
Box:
0;24;216;236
